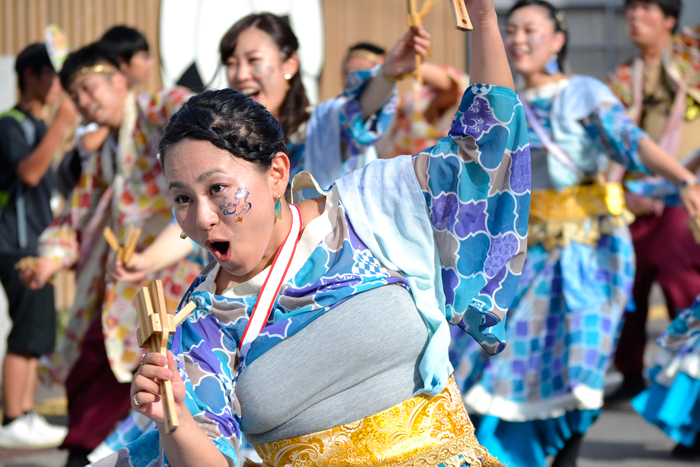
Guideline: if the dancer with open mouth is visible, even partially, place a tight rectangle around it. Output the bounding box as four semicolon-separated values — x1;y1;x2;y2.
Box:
92;1;531;466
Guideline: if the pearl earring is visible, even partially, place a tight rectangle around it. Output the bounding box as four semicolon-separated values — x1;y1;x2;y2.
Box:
284;73;292;80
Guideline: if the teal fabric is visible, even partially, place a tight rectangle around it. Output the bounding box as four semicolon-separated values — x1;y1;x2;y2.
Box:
633;370;700;447
471;410;600;466
633;297;700;447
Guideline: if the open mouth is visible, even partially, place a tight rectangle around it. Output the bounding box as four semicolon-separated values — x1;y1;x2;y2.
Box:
510;49;528;59
241;88;260;99
208;240;232;262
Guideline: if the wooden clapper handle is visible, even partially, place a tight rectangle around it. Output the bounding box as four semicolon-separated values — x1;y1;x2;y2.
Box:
450;0;473;31
103;226;141;314
136;280;195;434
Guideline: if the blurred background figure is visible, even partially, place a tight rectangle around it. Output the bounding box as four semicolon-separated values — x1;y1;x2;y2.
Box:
450;1;700;467
608;0;700;404
342;42;386;82
99;26;154;90
632;291;700;459
22;42;200;467
338;42;387;172
341;41;468;161
0;43;77;449
607;0;700;458
220;12;423;188
375;61;468;159
58;25;156;197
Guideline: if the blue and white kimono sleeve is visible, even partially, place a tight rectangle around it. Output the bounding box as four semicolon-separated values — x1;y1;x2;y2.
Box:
576;81;682;204
659;295;700;351
579;99;650;174
89;275;241;467
336;84;531;396
303;66;398;189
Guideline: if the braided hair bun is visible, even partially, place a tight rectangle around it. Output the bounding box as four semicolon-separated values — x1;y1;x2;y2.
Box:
158;88;288;170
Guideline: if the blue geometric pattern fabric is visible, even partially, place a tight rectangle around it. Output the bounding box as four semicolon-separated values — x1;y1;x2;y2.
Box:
450;76;650;466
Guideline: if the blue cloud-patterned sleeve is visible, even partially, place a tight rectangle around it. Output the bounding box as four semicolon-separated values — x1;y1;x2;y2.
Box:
580;102;651;175
89;275;241;467
340;66;398;157
413;84;531;354
169;280;241;465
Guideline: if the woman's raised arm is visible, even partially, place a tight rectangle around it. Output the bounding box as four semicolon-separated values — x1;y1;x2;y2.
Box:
467;0;514;90
358;25;431;121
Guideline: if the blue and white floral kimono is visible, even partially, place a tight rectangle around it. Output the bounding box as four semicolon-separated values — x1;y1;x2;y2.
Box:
632;295;700;449
87;67;396;463
450;76;652;467
90;84;530;467
288;66;397;189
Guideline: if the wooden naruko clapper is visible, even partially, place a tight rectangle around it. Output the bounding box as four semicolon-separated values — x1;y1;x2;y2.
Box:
406;0;473;85
135;280;195;434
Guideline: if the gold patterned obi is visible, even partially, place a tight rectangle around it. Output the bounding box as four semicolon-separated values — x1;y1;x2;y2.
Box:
243;377;502;467
529;181;634;249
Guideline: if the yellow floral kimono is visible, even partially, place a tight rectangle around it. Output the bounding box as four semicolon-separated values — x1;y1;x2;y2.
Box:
39;89;201;384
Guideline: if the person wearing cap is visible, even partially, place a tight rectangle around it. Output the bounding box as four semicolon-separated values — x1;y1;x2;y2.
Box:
0;42;77;448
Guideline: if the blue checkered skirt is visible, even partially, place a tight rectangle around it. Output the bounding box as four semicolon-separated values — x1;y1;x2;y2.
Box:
450;225;635;464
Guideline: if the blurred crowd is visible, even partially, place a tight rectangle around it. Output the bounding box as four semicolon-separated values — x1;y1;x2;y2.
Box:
0;1;699;467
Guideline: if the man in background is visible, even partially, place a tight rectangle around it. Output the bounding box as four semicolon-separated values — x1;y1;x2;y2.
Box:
0;43;77;448
608;0;700;401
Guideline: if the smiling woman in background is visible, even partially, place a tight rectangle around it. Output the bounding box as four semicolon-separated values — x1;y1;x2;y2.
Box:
220;12;428;189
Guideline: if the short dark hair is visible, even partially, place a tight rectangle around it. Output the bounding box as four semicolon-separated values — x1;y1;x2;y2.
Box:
99;26;149;63
347;42;386;57
624;0;682;33
220;13;310;139
15;43;53;94
507;0;569;73
60;42;120;90
158;88;288;171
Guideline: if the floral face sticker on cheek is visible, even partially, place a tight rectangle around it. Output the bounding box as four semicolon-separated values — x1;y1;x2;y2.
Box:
528;33;546;48
219;187;252;223
252;63;276;83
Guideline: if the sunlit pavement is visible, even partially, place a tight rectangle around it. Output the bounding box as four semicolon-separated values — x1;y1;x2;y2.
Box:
579;314;698;467
0;384;68;467
0;449;66;467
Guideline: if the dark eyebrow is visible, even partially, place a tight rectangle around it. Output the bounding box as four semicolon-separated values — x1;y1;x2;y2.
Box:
168;169;226;190
197;169;226;182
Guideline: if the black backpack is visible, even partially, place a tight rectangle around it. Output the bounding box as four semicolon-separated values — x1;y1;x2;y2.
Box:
0;108;37;250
